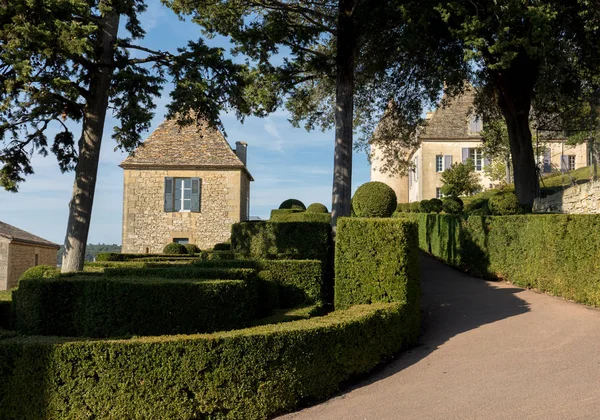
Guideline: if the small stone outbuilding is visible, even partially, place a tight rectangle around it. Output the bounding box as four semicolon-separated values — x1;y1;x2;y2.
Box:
0;221;59;290
120;119;253;252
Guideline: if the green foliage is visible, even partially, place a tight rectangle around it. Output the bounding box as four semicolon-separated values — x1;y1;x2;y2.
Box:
279;199;306;211
488;192;523;215
0;302;416;419
184;243;200;254
231;221;331;263
335;218;420;317
270;208;303;220
396;203;411;213
441;159;482;197
409;202;421;213
442;196;464;214
0;290;13;330
102;267;256;280
13;277;258;337
270;211;331;223
419;199;432;213
429;198;443;213
351;181;397;218
213;241;231;251
163;242;188;255
95;252;195;262
306;203;329;213
56;244;121;265
258;260;327;307
18;265;60;282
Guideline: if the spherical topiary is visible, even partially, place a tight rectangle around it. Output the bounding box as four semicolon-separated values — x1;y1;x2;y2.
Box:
409;201;421;213
278;199;306;211
488;191;522;215
396;202;411;213
442;196;464;214
429;198;443;213
419;199;433;213
19;265;60;282
184;243;200;254
306;203;329;213
351;181;397;217
163;242;188;255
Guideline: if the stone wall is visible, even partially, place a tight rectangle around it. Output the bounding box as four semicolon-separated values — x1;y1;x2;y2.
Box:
0;238;9;290
122;168;247;253
533;180;600;214
5;243;57;290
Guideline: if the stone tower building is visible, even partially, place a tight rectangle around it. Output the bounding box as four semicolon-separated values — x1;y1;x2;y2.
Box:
120;120;252;252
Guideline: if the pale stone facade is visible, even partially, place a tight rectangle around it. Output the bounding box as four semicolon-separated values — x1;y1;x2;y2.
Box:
372;89;590;203
120;120;252;252
0;222;59;290
534;179;600;214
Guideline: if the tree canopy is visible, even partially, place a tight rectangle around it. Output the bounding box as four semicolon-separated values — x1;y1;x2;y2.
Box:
441;159;482;197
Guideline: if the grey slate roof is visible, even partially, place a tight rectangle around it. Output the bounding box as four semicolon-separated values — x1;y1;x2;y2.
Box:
0;221;60;248
120;119;246;169
420;88;481;140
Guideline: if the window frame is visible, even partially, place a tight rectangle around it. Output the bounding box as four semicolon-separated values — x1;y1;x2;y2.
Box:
469;148;483;171
174;178;192;212
436;155;443;172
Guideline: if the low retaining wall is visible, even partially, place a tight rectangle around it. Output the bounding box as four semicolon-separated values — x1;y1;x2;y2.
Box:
534;179;600;213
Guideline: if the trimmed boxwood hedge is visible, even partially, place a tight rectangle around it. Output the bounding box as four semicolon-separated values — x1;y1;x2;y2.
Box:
102;266;257;280
0;290;12;330
269;211;331;223
231;221;331;263
406;213;600;307
335;218;420;317
259;260;326;307
13;277;258;337
0;302;417;420
96;253;195;262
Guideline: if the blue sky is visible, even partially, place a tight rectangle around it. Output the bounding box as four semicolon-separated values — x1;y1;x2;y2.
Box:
0;1;371;245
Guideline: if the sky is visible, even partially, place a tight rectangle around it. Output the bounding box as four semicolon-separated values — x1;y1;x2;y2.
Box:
0;1;372;245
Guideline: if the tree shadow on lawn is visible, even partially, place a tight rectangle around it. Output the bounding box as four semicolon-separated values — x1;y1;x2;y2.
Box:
340;251;531;391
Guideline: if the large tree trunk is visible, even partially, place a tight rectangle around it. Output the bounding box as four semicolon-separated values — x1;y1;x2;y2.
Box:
494;50;540;208
61;11;119;272
331;0;355;230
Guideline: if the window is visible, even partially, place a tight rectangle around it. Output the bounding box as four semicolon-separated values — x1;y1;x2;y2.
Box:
164;177;201;212
469;115;483;134
436;155;452;172
560;155;576;171
436;188;444;199
34;253;39;266
173;238;189;244
463;148;484;171
568;155;576;171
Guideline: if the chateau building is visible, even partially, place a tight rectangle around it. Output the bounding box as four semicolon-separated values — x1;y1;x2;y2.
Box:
371;89;589;203
0;221;59;290
120;120;252;252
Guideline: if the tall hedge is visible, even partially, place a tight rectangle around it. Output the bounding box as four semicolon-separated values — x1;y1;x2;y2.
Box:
334;218;420;320
231;221;331;263
0;302;416;420
409;213;600;307
13;277;258;337
258;260;327;307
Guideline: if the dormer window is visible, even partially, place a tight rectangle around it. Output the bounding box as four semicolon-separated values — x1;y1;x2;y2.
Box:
469;114;483;134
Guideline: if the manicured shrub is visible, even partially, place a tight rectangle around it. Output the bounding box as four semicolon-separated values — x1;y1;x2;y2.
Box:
0;302;416;420
163;242;188;255
429;198;443;213
409;201;421;213
96;253;197;262
102;266;257;280
0;290;12;329
469;206;490;216
442;196;464;214
306;203;329;213
335;218;420;317
213;241;231;251
488;191;522;215
396;203;411;213
231;221;331;263
279;199;306;211
351;181;397;218
270;211;331;223
419;199;432;213
184;243;200;254
13;277;258;337
18;265;60;281
258;260;326;307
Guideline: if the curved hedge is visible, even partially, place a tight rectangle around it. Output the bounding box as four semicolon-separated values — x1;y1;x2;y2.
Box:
351;182;397;217
163;242;188;254
306;202;329;213
0;302;415;420
279;199;306;210
488;191;522;215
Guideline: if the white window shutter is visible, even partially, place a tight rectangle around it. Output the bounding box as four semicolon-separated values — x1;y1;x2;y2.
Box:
164;177;174;212
462;148;469;163
191;178;201;212
444;155;452;170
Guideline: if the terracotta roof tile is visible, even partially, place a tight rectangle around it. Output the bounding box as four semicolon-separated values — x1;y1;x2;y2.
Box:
120;119;245;168
0;221;60;248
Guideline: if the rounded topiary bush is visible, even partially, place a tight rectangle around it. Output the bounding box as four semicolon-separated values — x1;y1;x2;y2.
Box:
470;206;491;216
163;242;188;255
419;199;432;213
306;203;329;213
351;181;397;217
409;202;421;213
429;198;443;213
184;244;200;254
442;196;464;214
279;199;306;211
19;265;60;282
396;203;410;213
488;192;522;215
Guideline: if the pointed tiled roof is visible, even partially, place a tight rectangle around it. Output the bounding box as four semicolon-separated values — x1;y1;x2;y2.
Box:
0;221;60;248
120;119;247;169
420;88;480;139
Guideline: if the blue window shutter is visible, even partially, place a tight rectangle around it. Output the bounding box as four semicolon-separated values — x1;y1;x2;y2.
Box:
544;149;552;173
191;178;201;212
164;177;174;212
462;148;469;163
444;155;452;170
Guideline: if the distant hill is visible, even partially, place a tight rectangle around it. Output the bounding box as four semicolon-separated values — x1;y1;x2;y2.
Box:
56;244;121;265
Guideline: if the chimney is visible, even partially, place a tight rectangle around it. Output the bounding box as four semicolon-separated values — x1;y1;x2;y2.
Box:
235;141;247;166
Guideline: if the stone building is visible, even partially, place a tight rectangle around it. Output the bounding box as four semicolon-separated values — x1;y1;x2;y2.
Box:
372;89;589;202
120;120;253;252
0;221;59;290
